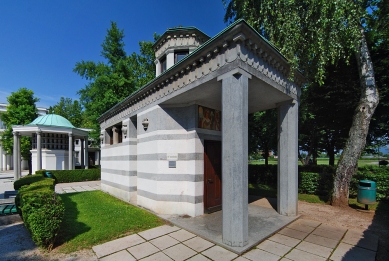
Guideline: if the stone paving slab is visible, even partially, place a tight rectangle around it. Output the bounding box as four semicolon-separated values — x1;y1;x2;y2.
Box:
256;240;292;256
127;242;159;260
91;219;379;261
92;234;145;258
330;242;377;261
341;229;379;251
163;243;197;261
138;225;180;240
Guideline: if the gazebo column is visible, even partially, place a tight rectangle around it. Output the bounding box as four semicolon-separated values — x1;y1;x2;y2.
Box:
81;138;85;168
0;144;3;171
277;100;299;216
36;131;42;171
13;131;20;180
68;133;73;170
84;136;89;169
218;69;251;247
112;126;118;144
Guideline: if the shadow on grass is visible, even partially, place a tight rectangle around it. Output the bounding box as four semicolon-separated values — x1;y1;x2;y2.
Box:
54;193;90;248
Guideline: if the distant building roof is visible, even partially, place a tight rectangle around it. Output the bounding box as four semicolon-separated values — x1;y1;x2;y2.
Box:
28;114;75;128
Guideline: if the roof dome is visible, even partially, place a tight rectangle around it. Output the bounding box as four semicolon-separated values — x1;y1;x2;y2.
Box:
28;114;75;128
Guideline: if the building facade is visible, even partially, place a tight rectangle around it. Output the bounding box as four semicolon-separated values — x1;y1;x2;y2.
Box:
0;103;47;171
98;20;303;247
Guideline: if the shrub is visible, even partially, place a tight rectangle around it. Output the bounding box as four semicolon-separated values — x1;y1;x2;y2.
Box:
14;173;46;190
299;172;320;194
350;165;389;200
16;178;64;250
48;168;101;183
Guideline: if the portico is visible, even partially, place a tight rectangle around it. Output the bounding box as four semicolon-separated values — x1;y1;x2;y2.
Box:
99;19;303;248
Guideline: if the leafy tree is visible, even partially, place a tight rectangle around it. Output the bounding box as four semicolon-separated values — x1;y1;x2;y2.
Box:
74;22;156;143
48;97;83;128
223;0;380;207
365;0;389;153
0;88;39;172
248;109;277;166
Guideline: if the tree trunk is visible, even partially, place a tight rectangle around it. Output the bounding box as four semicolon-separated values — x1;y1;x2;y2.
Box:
331;29;379;207
264;146;269;167
328;150;335;166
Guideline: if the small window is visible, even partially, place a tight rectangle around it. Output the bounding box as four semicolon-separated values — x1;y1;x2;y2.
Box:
75;140;79;145
160;56;167;73
175;50;189;64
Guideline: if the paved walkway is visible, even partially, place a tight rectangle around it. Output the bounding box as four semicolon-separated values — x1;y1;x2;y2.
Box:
0;177;380;260
92;219;378;261
55;181;101;194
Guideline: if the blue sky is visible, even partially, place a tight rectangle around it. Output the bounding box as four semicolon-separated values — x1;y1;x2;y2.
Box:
0;0;227;108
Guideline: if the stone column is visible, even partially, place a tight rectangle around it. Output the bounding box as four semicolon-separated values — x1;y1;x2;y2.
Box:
218;69;251;247
13;131;20;180
80;138;85;169
155;59;161;77
0;143;3;171
277;100;299;216
84;136;89;169
36;131;42;171
112;126;119;144
166;49;174;70
68;133;73;170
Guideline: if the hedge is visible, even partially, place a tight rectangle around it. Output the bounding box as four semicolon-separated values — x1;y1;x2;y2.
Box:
15;178;64;251
35;168;101;183
14;172;46;190
350;165;389;200
249;164;389;201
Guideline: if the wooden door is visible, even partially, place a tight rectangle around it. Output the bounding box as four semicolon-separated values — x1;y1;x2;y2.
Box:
204;140;222;213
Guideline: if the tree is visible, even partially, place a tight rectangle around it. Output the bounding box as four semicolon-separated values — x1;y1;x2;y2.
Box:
0;88;39;173
365;0;389;153
248;109;277;166
74;22;156;143
224;0;380;207
48;97;83;128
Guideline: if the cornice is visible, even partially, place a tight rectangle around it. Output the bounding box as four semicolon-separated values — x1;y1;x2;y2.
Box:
99;21;304;128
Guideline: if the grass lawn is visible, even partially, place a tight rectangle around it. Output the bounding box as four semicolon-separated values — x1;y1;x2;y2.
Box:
56;191;165;253
249;158;381;167
249;183;382;210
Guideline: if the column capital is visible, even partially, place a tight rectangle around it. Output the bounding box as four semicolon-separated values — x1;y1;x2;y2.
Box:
12;131;19;136
68;133;73;137
36;130;42;135
217;68;252;82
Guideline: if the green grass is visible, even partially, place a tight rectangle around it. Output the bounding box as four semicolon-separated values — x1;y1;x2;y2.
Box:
249;184;382;210
249;158;381;167
248;183;277;197
56;191;165;253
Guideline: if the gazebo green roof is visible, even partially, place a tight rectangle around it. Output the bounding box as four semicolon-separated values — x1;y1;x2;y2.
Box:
28;114;75;128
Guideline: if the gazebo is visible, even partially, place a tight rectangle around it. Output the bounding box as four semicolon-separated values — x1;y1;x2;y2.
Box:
12;114;89;180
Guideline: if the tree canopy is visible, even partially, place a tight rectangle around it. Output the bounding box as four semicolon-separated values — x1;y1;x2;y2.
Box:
48;97;83;128
223;0;380;206
0;88;39;169
74;22;156;142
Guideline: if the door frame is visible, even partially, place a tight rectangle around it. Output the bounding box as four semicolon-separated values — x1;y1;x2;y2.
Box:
203;140;222;213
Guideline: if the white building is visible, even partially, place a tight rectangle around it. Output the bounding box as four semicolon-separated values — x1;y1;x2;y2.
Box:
0;103;47;171
98;20;303;248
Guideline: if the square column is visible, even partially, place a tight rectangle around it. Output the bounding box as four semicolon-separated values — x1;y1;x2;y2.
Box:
13;131;20;180
277;100;299;216
81;138;85;168
0;144;3;171
36;131;42;171
218;69;251;247
68;133;73;170
84;136;89;169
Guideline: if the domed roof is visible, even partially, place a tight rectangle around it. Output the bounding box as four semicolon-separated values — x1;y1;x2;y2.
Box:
28;114;75;128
